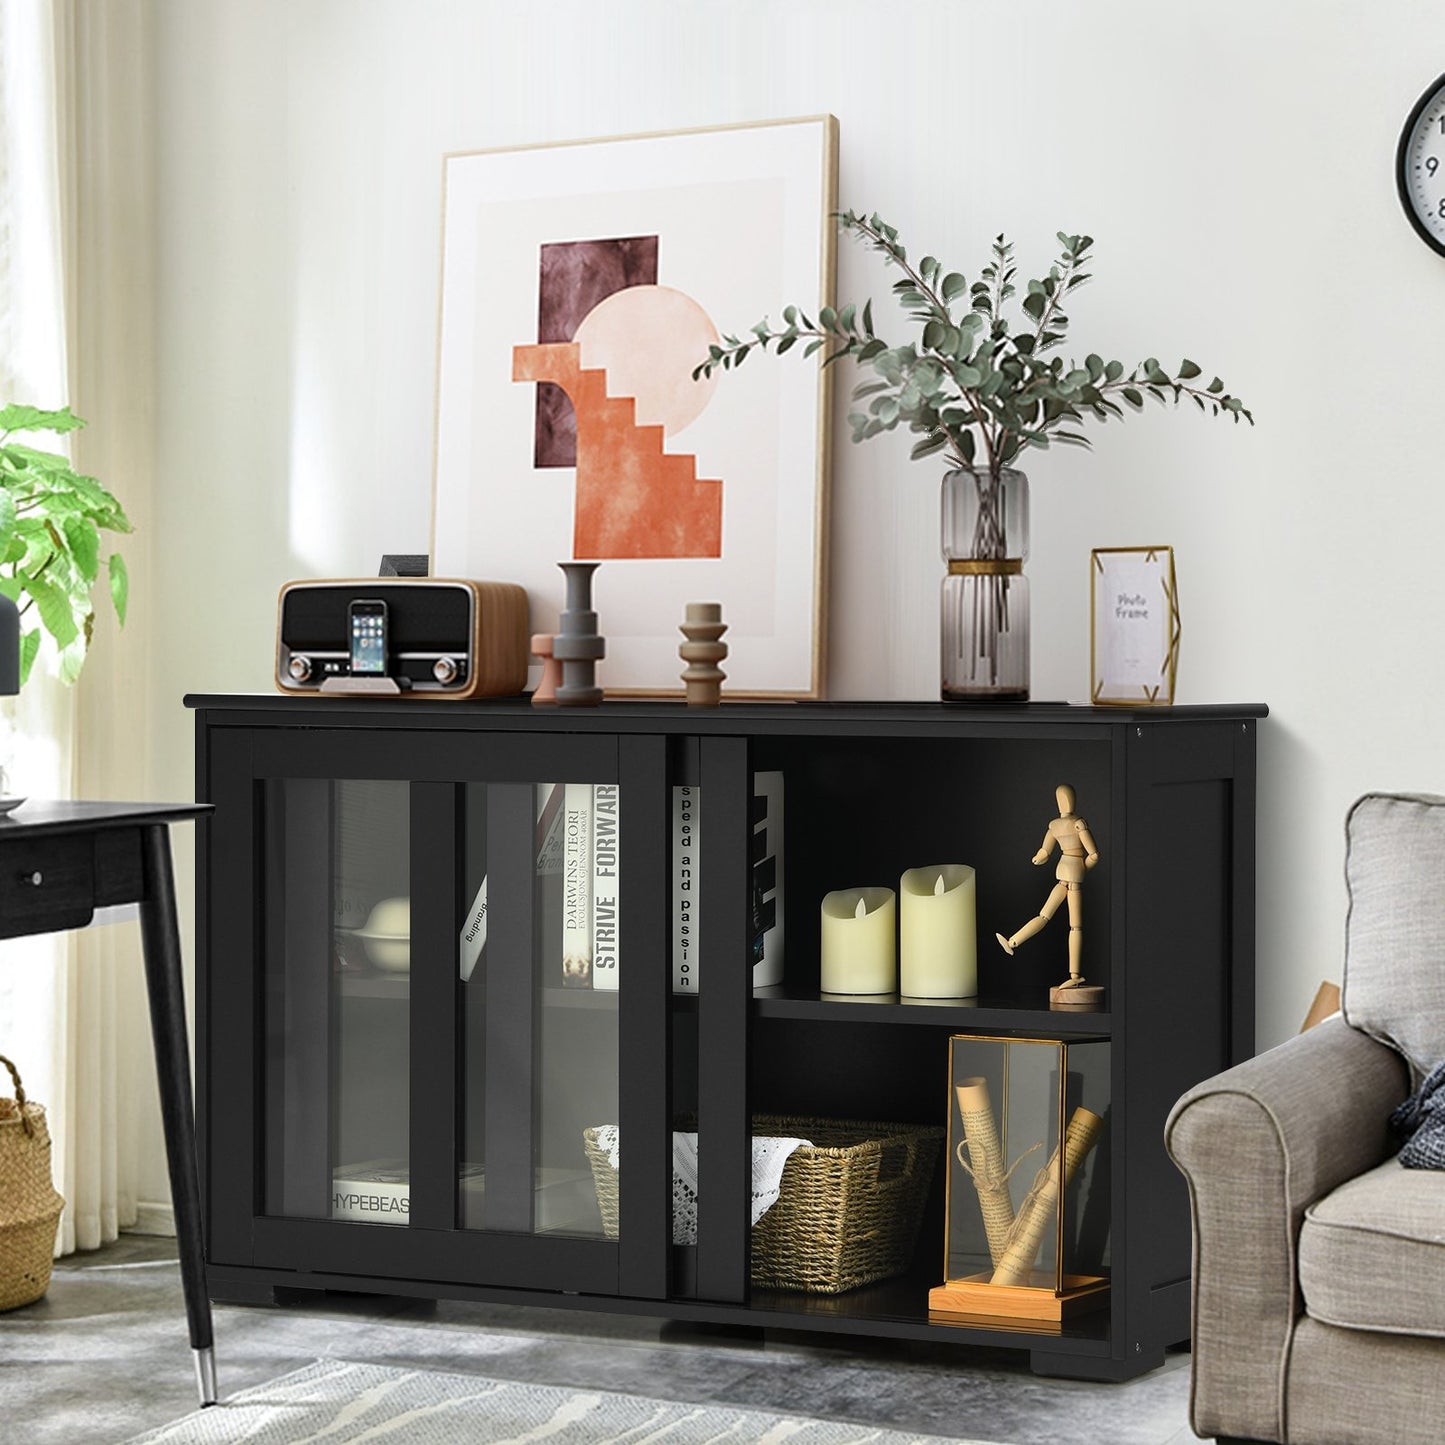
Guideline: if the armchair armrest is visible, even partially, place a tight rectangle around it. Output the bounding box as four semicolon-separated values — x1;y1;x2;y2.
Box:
1165;1015;1409;1444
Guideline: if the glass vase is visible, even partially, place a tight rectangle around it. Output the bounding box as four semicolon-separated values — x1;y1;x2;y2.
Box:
941;467;1030;701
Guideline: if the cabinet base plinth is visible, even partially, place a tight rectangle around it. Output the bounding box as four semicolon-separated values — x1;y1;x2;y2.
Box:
928;1273;1109;1327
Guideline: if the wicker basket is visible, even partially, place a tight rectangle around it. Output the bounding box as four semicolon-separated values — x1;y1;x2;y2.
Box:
0;1055;64;1312
584;1116;943;1295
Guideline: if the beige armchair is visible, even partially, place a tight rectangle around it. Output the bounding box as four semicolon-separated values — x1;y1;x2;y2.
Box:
1167;793;1445;1445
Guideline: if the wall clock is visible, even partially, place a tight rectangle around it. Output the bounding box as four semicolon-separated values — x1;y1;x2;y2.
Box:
1398;74;1445;255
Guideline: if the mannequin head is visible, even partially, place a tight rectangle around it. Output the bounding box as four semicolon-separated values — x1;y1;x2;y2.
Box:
1056;783;1076;816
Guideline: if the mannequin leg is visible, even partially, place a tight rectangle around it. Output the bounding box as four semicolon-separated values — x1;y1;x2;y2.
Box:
996;882;1069;955
1064;885;1084;982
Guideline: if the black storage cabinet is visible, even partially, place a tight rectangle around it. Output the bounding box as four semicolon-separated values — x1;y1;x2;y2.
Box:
188;695;1263;1381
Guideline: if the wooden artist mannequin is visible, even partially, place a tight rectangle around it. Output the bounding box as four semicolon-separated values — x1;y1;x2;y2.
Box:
995;783;1103;1005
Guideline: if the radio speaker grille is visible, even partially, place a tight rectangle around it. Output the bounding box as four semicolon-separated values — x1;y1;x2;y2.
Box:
282;584;471;651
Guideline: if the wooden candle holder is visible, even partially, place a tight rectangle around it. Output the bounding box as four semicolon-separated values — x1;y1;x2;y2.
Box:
530;633;562;705
679;601;728;706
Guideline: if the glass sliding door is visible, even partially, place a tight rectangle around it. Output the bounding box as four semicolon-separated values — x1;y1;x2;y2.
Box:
460;778;621;1240
262;778;412;1225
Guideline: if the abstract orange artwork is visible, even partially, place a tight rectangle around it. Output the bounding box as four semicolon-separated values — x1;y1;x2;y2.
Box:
513;341;722;558
431;117;836;696
517;277;725;560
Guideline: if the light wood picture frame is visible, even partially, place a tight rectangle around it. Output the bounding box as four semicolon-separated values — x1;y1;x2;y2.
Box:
1090;546;1180;706
430;116;838;698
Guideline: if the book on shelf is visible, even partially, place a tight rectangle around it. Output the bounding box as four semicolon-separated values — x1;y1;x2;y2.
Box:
537;781;566;987
751;770;785;988
671;772;784;993
672;784;698;991
591;783;620;991
332;1158;409;1224
561;781;593;987
333;1159;507;1226
459;781;566;984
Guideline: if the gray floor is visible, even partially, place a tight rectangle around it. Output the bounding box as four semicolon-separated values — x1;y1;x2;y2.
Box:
0;1236;1201;1445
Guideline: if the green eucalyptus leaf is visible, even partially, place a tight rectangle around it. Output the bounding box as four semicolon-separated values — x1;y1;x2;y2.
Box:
911;434;948;460
1178;358;1202;380
941;272;967;302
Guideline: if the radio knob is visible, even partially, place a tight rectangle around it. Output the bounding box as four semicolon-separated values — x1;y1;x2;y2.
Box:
288;654;313;682
433;656;460;685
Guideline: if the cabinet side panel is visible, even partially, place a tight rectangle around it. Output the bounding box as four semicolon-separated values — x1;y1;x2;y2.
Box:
1127;762;1233;1346
204;728;258;1267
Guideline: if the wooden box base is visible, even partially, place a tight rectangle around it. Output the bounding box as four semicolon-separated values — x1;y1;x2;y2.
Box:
928;1272;1110;1327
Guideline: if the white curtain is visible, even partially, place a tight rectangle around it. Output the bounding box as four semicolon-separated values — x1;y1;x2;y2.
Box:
0;0;160;1255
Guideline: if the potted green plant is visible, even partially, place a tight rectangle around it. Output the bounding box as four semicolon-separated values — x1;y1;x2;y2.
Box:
0;404;130;687
695;213;1252;700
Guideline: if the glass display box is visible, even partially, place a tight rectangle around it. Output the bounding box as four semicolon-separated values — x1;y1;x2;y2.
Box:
929;1033;1111;1326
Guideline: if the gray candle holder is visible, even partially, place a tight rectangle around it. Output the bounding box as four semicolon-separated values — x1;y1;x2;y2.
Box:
554;561;605;706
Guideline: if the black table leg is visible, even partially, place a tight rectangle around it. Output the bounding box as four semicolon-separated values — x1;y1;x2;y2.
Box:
138;822;217;1407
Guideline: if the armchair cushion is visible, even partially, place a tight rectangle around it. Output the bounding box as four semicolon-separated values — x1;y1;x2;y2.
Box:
1344;792;1445;1084
1299;1158;1445;1337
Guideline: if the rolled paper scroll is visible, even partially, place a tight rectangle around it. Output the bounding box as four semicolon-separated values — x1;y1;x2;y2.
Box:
953;1077;1018;1268
988;1105;1104;1288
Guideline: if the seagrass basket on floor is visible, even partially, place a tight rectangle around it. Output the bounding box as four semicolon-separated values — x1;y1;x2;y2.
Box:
584;1115;944;1295
0;1055;65;1312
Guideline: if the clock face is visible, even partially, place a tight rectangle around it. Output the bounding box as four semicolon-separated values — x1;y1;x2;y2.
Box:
1399;74;1445;255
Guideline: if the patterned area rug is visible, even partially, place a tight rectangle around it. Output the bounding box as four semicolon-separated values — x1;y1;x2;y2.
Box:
126;1359;997;1443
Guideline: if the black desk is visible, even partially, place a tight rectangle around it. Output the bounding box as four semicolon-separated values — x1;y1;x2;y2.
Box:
0;801;214;1404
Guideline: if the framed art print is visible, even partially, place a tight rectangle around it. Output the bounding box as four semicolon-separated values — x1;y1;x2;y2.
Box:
430;116;838;697
1090;546;1180;705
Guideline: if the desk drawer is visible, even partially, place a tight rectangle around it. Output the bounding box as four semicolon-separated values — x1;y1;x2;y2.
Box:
0;835;95;936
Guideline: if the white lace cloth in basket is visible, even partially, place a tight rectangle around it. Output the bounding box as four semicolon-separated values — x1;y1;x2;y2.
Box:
590;1125;811;1245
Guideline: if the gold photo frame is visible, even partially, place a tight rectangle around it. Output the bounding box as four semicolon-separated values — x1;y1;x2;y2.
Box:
1090;546;1180;706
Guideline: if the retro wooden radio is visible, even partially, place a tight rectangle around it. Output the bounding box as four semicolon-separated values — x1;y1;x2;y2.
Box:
275;579;528;699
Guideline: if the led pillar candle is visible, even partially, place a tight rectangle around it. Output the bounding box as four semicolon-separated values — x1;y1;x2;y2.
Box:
820;887;897;995
900;864;977;998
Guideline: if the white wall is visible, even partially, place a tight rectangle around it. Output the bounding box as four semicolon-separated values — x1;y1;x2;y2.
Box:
140;0;1445;1195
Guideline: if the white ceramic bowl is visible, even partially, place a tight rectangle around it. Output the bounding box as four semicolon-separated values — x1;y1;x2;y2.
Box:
352;896;410;971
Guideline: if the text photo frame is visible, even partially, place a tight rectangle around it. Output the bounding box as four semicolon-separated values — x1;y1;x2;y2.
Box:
1090;546;1180;706
430;117;838;697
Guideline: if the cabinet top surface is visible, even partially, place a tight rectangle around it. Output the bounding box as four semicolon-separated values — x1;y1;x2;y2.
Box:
186;693;1266;735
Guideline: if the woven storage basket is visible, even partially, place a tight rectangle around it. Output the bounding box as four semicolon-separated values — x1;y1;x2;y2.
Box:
584;1116;943;1294
0;1055;64;1312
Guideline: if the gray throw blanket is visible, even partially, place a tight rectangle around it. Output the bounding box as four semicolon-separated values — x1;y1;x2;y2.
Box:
1391;1058;1445;1168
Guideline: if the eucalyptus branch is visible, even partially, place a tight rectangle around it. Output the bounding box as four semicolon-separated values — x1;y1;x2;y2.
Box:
695;213;1252;479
